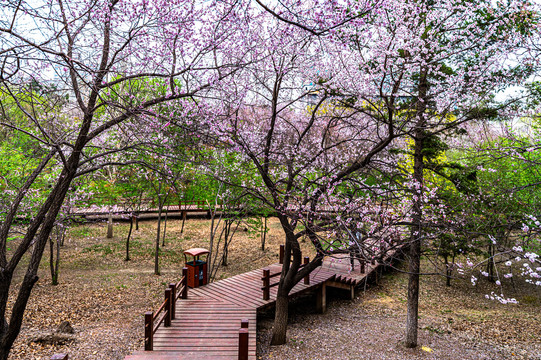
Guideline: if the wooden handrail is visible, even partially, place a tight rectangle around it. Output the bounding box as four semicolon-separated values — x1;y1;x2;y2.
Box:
174;267;188;300
152;289;171;333
260;271;281;280
178;200;207;207
144;269;189;351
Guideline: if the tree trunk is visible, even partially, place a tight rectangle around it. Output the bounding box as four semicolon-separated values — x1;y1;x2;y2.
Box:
125;216;134;261
0;167;75;359
49;232;60;286
0;270;13;360
261;217;267;251
405;137;423;348
155;199;163;276
270;294;289;345
270;216;302;345
162;205;169;247
444;255;451;287
180;210;186;234
487;244;495;282
222;220;231;266
405;68;427;349
107;213;113;238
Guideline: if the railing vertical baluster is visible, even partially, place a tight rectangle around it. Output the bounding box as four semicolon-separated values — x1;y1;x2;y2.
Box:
144;311;153;351
169;283;176;320
279;244;284;264
182;267;188;299
262;269;270;300
304;257;310;285
164;288;172;327
238;320;249;360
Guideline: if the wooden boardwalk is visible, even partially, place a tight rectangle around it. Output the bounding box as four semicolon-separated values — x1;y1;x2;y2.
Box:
72;203;213;218
125;253;383;360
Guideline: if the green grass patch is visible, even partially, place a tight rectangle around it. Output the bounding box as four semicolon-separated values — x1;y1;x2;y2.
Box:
70;226;91;238
83;244;114;256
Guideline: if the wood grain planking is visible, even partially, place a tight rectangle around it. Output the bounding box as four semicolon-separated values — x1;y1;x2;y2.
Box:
126;252;391;360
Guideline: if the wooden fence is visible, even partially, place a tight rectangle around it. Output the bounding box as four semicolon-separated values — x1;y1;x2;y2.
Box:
144;268;188;351
143;267;251;359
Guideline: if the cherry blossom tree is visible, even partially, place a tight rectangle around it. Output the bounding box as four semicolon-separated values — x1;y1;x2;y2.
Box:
252;0;538;347
342;0;539;347
0;0;247;357
202;5;413;343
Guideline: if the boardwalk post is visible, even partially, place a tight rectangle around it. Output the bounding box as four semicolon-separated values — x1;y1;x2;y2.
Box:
238;327;249;360
262;268;270;300
51;354;68;360
304;257;310;285
164;288;172;327
360;259;365;274
144;311;153;351
279;244;284;264
241;318;249;329
182;267;188;299
169;283;176;320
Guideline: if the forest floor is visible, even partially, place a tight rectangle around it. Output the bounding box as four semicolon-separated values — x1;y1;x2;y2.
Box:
6;217;541;360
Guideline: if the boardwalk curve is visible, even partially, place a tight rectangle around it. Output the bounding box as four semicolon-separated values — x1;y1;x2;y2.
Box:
125;250;387;360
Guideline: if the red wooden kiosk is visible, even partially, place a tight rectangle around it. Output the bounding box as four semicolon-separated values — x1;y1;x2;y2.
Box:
183;248;209;288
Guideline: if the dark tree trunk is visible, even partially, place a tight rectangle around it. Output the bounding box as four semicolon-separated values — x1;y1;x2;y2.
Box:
261;217;267;251
270;294;289;345
0;269;14;360
405;68;427;349
444;255;451;287
487;244;495;282
155;203;163;276
0;165;78;359
270;216;302;345
180;210;186;234
125;216;134;261
222;220;231;266
49;233;60;286
162;205;169;247
405;137;423;348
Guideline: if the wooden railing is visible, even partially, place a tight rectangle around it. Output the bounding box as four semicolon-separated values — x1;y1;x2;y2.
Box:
145;268;188;351
178;200;207;207
261;245;310;300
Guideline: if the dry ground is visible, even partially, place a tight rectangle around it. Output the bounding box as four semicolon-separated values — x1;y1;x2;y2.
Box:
6;217;541;359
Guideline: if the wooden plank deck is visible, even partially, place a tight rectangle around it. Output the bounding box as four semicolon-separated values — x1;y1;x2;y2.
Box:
125;254;381;360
